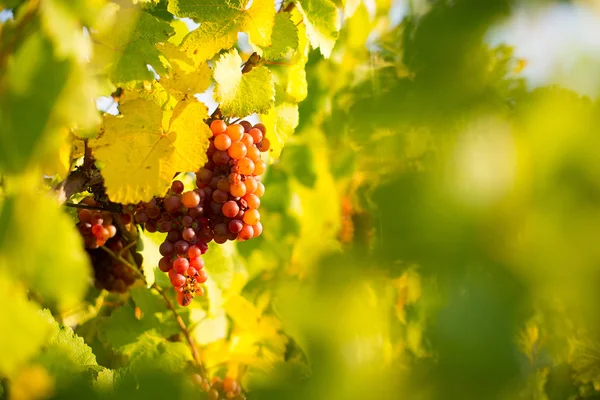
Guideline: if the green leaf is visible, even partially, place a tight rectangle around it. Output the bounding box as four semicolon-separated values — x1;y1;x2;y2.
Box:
204;241;243;293
131;286;169;316
179;22;238;66
94;368;115;392
99;304;179;351
124;333;192;373
214;49;275;117
168;0;246;21
38;0;105;59
0;32;70;173
92;9;174;85
0;272;51;376
34;310;98;388
259;12;299;60
0;189;91;310
260;102;299;163
296;0;340;57
174;0;276;64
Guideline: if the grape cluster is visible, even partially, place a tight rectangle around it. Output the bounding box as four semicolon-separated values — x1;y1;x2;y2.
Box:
193;375;244;400
86;236;141;293
131;181;210;306
76;196;118;249
195;119;269;244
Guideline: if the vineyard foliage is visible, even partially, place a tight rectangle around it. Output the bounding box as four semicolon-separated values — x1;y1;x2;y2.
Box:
1;0;600;399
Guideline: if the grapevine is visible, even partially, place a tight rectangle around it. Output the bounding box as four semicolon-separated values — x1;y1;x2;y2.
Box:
72;117;270;308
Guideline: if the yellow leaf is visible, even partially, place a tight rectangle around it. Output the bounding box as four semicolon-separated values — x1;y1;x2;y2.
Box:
40;127;72;179
168;19;190;46
225;295;261;331
157;43;212;100
286;64;308;102
92;98;212;203
244;0;276;47
214;49;275;117
260;103;299;163
10;364;55;400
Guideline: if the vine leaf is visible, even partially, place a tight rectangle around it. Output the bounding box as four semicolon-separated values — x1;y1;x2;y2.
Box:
0;190;90;310
92;9;174;85
92;97;212;204
260;102;299;163
296;0;340;58
256;12;299;60
214;49;275;117
173;0;276;65
157;43;212;100
34;309;99;388
0;272;51;376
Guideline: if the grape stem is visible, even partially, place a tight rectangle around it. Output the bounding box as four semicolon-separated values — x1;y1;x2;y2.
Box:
99;245;208;379
152;283;207;378
99;246;146;282
64;202;109;211
283;1;295;12
118;240;137;258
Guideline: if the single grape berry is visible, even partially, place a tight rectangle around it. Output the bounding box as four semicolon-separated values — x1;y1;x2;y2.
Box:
246;145;261;161
159;241;174;257
182;191;200;208
188;245;202;259
253;221;263;238
243;209;260;225
239;120;252;132
255;182;265;197
253;123;266;134
222;201;240;218
171;180;185;194
214;133;232;151
159;257;172;272
197;269;208;283
210;120;227;135
226;124;244;141
213;151;230;165
228;141;247;160
229;220;243;233
213;190;228;204
253;160;267;176
190;257;204;270
182;227;196;241
78;209;92;223
243;194;260;209
237;158;254;175
173;257;189;274
241;133;254;147
164;195;181;213
217;178;230;192
177;291;193;306
171;272;187;288
229;181;246;197
238;225;254;241
223;377;238;393
174;240;190;255
258;137;270;152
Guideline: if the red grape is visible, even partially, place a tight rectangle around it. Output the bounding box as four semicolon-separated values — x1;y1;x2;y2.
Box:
173;257;189;274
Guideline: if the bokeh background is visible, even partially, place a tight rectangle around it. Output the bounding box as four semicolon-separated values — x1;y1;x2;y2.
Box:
3;0;600;399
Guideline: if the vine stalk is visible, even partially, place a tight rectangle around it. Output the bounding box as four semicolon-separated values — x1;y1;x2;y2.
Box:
100;245;208;380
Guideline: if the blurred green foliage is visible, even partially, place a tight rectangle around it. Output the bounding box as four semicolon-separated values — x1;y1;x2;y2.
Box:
2;0;600;399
